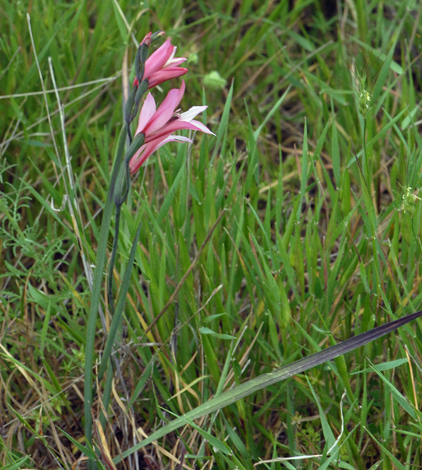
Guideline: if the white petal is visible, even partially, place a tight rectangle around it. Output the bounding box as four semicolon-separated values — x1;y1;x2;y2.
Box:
190;119;215;135
154;135;192;152
168;135;193;143
180;106;208;122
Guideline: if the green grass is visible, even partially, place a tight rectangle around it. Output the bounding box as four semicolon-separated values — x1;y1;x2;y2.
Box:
1;0;422;469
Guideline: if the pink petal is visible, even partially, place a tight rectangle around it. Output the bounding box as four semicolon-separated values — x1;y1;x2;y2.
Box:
187;119;215;135
145;117;213;143
147;67;188;88
176;80;186;109
129;135;193;173
143;81;186;135
166;46;177;63
163;47;186;67
165;57;187;67
140;32;152;46
129;140;162;173
167;135;193;143
150;135;192;154
129;143;148;173
144;40;173;78
136;93;156;135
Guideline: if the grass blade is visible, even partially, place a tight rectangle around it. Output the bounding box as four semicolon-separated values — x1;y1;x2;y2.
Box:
115;309;422;462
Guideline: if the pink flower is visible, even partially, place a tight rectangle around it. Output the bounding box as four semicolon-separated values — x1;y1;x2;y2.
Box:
134;36;188;89
129;81;214;174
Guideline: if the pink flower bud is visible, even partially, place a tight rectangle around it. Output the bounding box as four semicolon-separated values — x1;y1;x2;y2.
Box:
134;38;188;89
140;32;152;46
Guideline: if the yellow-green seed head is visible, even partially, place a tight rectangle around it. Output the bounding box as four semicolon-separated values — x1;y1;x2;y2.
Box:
358;89;371;117
401;187;420;215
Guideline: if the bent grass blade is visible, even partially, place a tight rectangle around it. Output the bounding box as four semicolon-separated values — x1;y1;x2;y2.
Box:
114;309;422;463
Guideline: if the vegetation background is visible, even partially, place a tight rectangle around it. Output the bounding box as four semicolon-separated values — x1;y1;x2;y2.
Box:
1;0;422;469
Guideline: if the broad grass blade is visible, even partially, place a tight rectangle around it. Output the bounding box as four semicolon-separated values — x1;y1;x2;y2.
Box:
115;309;422;463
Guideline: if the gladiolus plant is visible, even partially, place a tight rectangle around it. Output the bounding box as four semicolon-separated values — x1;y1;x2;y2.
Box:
83;31;213;459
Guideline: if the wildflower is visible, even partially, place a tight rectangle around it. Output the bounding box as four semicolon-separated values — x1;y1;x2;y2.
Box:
134;36;188;89
129;81;214;173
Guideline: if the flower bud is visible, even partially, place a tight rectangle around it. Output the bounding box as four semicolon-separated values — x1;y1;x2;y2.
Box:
124;86;137;124
133;36;187;89
135;42;149;85
150;31;165;42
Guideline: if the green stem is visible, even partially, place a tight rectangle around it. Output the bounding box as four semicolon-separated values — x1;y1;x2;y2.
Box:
84;127;126;458
99;358;115;429
107;204;121;316
96;221;143;383
362;117;368;181
107;138;142;313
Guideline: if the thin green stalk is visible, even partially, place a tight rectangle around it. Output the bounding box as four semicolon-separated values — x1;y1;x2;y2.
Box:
83;127;126;453
84;130;145;462
362;117;369;181
99;358;115;430
107;204;121;316
97;221;143;384
107;135;144;315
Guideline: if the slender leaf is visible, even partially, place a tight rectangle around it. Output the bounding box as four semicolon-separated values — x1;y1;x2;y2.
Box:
115;309;422;462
